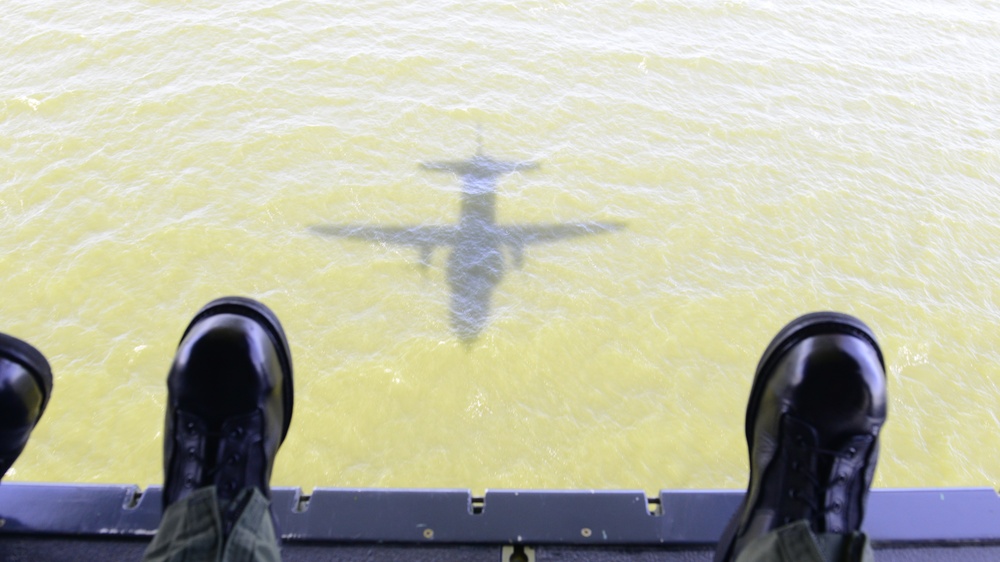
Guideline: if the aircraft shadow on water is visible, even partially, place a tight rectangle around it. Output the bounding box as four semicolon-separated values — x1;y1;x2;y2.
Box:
310;145;625;343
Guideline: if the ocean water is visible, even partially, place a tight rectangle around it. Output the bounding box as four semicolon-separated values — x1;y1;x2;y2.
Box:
2;0;999;494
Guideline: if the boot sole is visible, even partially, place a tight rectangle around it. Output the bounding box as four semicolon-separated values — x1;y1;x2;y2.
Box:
715;312;883;562
0;332;54;421
181;296;295;444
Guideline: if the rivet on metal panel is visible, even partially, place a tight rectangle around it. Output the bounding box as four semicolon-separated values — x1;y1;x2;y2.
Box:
500;545;534;562
423;528;434;539
580;527;592;538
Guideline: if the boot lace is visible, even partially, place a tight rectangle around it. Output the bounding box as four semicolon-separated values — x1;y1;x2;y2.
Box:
782;431;862;531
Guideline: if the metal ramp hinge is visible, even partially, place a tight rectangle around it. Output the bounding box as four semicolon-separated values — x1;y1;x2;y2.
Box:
501;545;535;562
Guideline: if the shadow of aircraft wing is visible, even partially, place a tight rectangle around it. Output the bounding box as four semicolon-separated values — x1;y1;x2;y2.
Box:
500;221;625;245
310;224;459;247
498;221;625;268
310;224;459;267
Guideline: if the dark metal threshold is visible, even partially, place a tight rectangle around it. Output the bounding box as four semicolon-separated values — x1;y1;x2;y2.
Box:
0;484;997;546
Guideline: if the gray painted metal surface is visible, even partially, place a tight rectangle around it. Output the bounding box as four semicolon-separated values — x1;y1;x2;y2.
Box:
0;484;997;546
3;538;1000;562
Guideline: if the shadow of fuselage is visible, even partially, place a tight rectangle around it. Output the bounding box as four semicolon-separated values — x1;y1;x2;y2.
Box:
311;150;623;343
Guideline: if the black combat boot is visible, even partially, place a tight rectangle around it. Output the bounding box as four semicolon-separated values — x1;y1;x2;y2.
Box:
715;312;887;562
0;333;53;480
162;296;293;520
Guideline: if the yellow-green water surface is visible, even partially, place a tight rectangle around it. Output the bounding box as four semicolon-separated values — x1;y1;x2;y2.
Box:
3;0;1000;494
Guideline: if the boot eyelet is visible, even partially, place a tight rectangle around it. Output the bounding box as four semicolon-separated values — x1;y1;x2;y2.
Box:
847;447;857;457
186;422;196;432
187;446;195;455
184;475;194;487
831;501;842;513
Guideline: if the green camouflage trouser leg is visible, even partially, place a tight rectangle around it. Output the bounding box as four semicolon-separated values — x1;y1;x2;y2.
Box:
142;486;281;562
736;520;875;562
